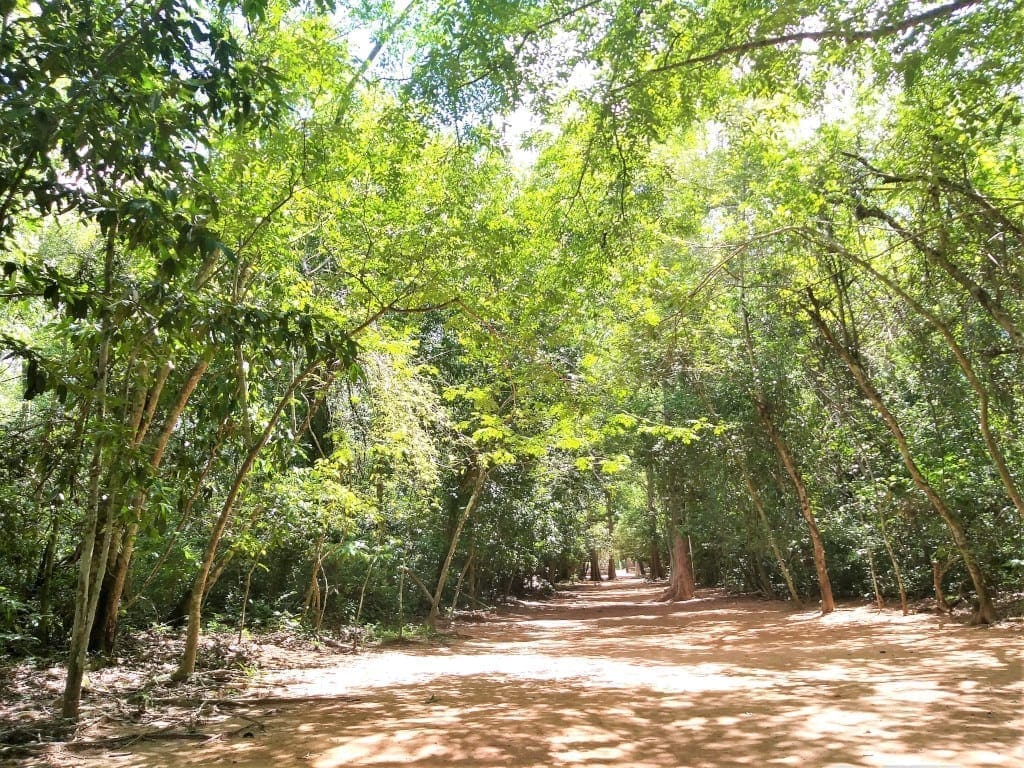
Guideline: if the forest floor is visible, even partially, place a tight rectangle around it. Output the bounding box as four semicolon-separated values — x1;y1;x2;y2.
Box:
5;576;1023;767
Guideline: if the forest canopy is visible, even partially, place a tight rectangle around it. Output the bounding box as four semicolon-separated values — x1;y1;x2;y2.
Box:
1;0;1022;720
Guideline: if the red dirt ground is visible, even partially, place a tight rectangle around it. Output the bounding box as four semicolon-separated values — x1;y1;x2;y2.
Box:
40;577;1024;767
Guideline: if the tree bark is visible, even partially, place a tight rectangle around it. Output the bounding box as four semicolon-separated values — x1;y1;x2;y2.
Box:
173;360;322;682
588;549;602;582
660;474;696;602
644;463;664;579
92;358;208;653
814;230;1024;522
63;229;116;720
741;301;834;614
851;205;1024;351
742;473;801;604
878;506;909;615
932;558;954;615
428;466;487;631
605;502;617;582
805;293;997;624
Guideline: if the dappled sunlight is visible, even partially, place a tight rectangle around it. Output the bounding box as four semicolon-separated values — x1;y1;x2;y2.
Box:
72;578;1022;768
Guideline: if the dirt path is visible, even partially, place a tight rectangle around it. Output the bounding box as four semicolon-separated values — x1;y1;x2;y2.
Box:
56;577;1023;767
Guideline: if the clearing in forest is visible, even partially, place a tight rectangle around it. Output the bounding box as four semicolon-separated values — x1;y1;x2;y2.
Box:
32;577;1024;767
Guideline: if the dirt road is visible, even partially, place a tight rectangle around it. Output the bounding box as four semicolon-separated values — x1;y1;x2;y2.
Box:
56;577;1023;767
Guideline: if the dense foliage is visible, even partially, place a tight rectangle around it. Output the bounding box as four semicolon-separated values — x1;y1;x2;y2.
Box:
2;0;1022;717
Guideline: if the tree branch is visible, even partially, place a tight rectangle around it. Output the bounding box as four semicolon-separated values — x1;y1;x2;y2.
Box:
614;0;985;92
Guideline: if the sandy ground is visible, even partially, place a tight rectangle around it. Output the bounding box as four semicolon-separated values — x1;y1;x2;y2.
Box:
45;577;1024;767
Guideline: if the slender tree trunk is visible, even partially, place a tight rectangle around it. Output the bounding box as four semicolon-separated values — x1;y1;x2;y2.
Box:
753;400;835;613
878;508;909;615
742;473;801;605
933;558;954;615
866;548;885;609
123;409;236;614
173;361;322;681
428;467;487;631
850;206;1024;350
741;299;834;614
605;502;617;581
36;507;59;644
303;534;326;622
806;293;997;624
644;462;664;579
92;358;208;653
449;554;473;618
237;557;259;642
62;229;116;720
816;232;1024;521
355;557;376;624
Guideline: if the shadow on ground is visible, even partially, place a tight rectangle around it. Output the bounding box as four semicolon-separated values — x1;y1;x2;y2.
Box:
51;578;1024;768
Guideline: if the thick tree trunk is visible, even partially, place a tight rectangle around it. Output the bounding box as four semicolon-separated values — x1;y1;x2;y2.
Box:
660;526;696;601
588;549;602;582
660;480;696;602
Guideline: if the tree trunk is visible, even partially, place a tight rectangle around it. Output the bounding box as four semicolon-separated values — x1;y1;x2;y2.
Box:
933;558;954;615
645;462;664;579
62;229;116;721
867;548;885;609
817;232;1024;522
806;293;997;624
661;525;696;601
449;553;473;618
878;508;909;615
752;400;835;613
663;499;696;602
173;361;322;682
741;300;834;614
850;206;1024;350
588;549;602;582
428;466;487;631
648;544;663;579
660;479;696;602
742;473;801;604
91;358;208;653
605;491;616;580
